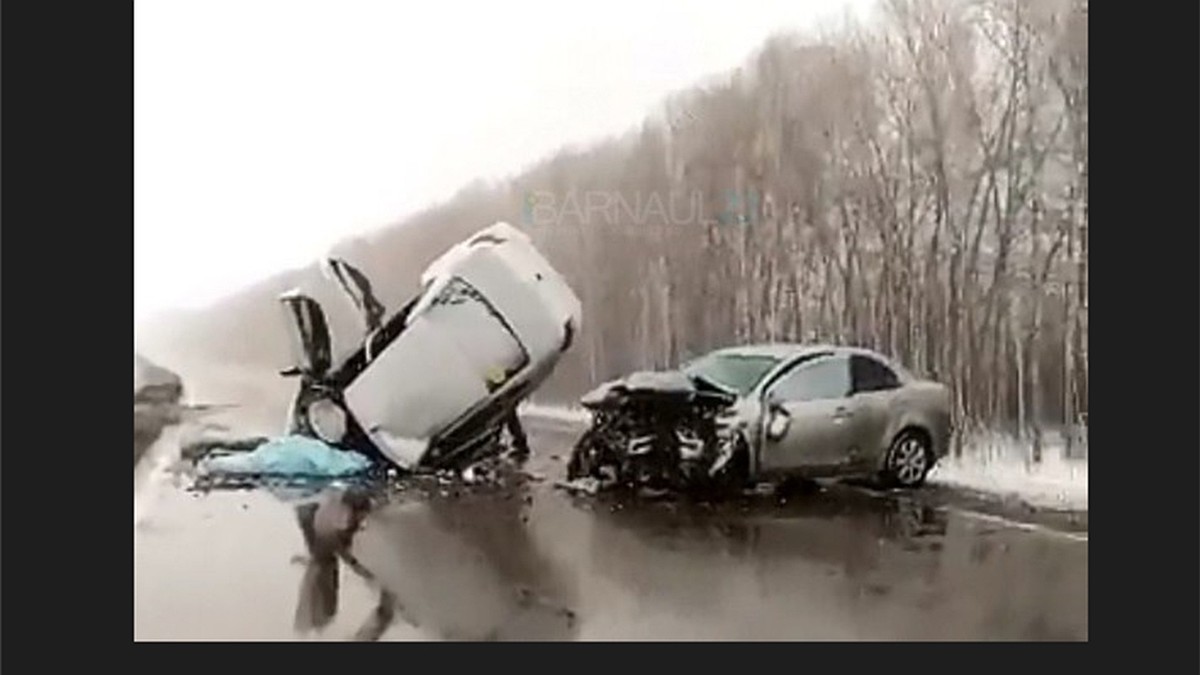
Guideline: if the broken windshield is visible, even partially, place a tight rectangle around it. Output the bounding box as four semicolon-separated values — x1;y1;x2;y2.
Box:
682;353;780;396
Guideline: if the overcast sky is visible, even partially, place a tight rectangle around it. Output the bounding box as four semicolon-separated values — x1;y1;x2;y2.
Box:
135;0;872;324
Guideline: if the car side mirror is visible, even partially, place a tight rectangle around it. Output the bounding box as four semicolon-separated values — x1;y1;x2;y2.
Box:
765;404;791;441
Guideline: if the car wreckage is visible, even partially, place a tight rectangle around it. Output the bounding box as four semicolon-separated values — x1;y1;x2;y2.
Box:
279;222;581;472
567;344;952;492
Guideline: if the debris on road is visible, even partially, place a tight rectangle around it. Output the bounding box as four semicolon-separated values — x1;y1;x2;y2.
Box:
554;477;601;496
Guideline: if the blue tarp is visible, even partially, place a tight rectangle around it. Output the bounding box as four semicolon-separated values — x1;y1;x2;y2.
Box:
201;436;372;478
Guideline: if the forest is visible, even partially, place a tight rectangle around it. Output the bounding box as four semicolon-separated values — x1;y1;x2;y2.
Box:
517;0;1088;458
144;0;1088;459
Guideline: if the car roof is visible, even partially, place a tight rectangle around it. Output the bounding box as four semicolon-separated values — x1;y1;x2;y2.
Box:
700;343;920;386
709;343;889;362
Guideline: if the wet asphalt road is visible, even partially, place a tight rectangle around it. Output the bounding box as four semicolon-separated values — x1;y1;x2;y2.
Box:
134;415;1088;641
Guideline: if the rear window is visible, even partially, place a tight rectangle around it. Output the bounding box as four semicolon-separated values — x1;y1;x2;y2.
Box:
851;354;902;393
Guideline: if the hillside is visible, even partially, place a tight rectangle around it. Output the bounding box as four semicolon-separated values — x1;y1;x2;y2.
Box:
137;0;1088;436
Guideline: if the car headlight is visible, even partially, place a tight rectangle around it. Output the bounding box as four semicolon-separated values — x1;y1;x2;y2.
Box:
308;398;348;445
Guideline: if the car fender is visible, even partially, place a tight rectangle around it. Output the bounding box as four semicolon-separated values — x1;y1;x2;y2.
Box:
880;387;952;465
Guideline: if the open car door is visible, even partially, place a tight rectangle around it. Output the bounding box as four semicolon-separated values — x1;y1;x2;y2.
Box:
279;290;333;379
323;257;387;333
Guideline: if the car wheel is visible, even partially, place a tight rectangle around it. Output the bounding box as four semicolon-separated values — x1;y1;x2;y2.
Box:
709;433;750;493
882;429;934;488
566;428;601;480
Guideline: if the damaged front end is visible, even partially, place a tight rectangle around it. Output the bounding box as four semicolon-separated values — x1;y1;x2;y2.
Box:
567;370;750;493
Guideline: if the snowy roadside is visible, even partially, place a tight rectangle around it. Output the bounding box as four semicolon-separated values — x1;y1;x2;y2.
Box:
520;402;592;425
518;403;1089;512
928;434;1088;511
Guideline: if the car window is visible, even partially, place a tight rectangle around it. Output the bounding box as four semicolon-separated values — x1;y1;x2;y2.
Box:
769;355;850;402
683;353;780;396
851;354;901;393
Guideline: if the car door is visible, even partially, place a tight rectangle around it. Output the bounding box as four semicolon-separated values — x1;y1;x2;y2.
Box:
848;354;904;465
278;291;333;379
758;354;858;472
323;257;387;333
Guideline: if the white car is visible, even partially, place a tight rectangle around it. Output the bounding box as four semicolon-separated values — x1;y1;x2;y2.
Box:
279;222;581;471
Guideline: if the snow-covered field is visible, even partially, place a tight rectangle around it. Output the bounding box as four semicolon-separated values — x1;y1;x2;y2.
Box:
519;403;1089;511
928;432;1088;511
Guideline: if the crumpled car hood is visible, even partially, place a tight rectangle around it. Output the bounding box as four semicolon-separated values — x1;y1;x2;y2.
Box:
580;369;735;409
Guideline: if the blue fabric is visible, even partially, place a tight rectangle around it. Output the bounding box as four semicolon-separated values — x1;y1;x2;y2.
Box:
202;436;372;478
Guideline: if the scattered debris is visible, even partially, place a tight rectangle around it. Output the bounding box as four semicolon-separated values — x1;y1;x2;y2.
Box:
554;477;601;496
751;482;776;496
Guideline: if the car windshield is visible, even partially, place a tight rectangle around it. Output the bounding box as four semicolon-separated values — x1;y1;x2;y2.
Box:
683;352;780;396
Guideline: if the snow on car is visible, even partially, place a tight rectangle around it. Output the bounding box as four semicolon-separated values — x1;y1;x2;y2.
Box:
279;221;581;472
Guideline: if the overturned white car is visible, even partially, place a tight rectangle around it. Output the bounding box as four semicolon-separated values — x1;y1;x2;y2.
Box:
279;222;581;471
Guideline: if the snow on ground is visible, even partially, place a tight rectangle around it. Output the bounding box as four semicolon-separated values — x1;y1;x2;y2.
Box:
928;432;1088;511
520;401;591;425
519;404;1088;512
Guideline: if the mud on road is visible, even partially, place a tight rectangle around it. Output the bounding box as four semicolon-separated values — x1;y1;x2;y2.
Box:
135;415;1088;641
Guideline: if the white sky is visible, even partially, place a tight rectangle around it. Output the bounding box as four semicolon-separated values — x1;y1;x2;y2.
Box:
135;0;872;324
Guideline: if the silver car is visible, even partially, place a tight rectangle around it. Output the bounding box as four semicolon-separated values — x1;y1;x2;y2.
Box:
569;344;952;490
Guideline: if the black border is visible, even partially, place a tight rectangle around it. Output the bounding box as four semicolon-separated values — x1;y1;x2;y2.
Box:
1097;0;1200;656
0;0;1195;661
2;0;135;659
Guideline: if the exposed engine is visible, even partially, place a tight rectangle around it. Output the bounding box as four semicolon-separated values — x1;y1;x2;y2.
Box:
566;370;745;492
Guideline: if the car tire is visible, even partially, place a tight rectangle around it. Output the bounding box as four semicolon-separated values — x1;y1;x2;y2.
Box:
710;433;751;493
566;428;601;480
881;429;934;488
